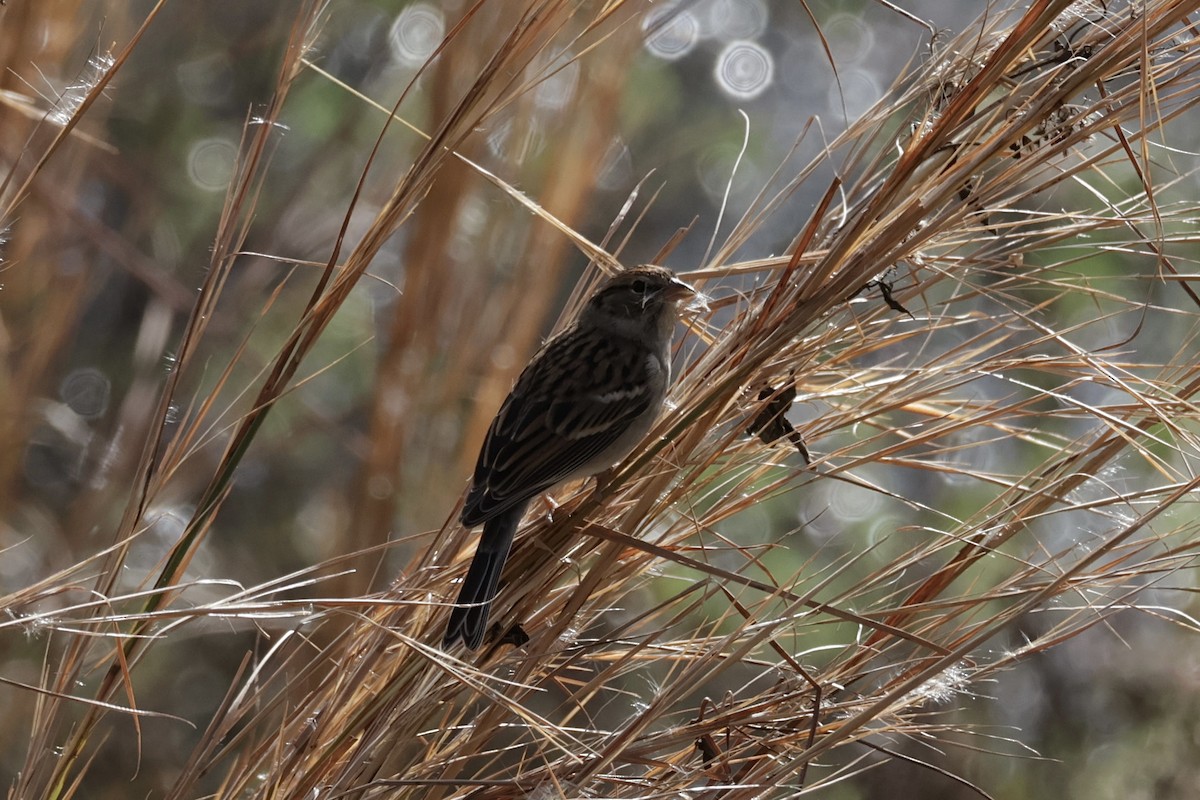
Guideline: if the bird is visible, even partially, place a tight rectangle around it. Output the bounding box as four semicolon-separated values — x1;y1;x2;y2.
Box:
444;265;695;649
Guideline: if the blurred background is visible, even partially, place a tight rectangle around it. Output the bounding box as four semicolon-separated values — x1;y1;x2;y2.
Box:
1;1;1198;797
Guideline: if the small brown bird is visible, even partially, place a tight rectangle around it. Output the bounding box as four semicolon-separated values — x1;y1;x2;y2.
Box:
444;266;695;649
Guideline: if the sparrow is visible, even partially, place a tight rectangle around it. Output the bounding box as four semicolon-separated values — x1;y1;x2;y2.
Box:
444;265;695;649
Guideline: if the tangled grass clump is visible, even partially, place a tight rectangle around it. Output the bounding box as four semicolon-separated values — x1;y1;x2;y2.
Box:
3;1;1200;798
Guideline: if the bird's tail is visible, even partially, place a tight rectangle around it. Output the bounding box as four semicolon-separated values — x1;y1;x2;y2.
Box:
444;509;519;649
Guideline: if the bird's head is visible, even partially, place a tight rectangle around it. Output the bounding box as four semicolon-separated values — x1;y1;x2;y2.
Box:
582;265;695;342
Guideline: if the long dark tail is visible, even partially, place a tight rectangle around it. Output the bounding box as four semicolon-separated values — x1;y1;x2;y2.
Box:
444;507;520;649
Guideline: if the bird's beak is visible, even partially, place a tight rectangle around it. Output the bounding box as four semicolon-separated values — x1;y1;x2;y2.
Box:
664;276;696;302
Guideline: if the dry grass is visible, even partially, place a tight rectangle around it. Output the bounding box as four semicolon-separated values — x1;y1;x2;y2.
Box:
3;0;1200;797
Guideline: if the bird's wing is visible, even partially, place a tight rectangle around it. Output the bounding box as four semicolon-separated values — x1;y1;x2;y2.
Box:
462;329;658;526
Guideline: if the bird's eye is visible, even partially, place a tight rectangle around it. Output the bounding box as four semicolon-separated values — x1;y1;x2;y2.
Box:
631;278;649;294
